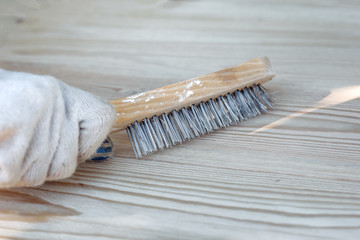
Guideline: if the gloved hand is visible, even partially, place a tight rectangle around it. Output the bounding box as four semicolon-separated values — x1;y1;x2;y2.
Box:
0;68;117;188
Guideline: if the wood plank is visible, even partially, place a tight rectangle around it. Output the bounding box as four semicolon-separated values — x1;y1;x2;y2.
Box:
0;0;359;239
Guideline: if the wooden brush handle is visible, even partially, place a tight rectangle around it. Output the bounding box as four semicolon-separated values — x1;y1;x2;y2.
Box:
110;57;275;131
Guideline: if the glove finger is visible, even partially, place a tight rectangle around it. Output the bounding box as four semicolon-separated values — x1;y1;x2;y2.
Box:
0;74;59;187
78;101;116;161
59;82;116;162
18;155;50;187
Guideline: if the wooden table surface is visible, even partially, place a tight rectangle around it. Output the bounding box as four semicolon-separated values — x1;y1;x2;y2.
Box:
0;0;359;239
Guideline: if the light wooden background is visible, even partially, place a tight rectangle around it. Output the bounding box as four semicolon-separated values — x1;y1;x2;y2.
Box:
0;0;360;239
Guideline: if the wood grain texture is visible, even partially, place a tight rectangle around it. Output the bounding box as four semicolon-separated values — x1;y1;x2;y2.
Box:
0;0;359;239
111;57;275;131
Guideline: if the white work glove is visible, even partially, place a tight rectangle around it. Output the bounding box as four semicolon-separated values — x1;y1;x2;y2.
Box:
0;68;117;188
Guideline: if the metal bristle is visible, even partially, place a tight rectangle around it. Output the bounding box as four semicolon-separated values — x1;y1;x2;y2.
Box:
126;83;274;158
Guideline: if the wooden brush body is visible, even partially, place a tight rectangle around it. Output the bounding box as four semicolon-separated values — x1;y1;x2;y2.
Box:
111;57;275;131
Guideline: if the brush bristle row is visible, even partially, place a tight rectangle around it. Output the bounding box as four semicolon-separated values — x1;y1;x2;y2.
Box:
126;84;273;158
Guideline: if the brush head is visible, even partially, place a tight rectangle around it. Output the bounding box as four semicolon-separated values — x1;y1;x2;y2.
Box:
111;57;275;132
126;83;273;158
110;57;276;158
